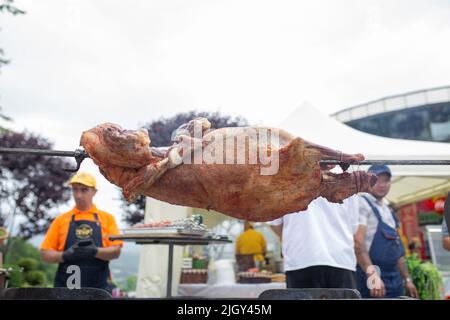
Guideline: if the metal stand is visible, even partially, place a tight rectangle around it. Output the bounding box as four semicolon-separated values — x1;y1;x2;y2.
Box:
109;234;231;298
167;244;174;297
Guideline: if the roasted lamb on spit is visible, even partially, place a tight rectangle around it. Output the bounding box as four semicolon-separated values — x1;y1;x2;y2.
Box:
80;118;376;221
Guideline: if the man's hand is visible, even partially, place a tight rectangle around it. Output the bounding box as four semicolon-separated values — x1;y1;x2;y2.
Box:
62;240;98;262
74;241;98;260
62;244;79;263
405;280;419;298
367;271;386;298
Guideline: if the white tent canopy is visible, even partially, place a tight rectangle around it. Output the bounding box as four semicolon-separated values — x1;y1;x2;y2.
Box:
279;102;450;206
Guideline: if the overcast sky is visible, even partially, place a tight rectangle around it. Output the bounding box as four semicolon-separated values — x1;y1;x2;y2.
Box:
1;0;450;228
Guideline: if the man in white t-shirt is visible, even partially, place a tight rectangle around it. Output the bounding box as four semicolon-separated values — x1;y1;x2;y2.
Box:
270;195;360;289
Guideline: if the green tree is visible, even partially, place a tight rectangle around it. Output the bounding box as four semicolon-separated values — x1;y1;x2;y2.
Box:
125;275;137;292
0;105;12;132
1;1;25;121
0;0;26;69
4;237;57;287
116;275;137;293
17;257;39;272
0;131;73;239
0;106;11;123
24;270;46;287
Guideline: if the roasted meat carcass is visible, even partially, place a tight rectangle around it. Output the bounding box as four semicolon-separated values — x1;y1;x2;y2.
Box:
80;118;376;221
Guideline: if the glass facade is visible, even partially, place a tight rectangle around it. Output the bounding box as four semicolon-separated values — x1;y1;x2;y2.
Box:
346;102;450;142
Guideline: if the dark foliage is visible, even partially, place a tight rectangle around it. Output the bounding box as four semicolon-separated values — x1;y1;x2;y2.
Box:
144;110;248;147
0;131;72;239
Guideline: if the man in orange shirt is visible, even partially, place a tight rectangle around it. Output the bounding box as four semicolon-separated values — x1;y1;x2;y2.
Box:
40;172;123;292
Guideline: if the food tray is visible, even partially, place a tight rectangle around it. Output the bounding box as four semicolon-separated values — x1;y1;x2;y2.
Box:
122;226;208;237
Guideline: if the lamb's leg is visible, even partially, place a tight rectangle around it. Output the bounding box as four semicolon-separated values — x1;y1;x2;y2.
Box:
122;136;199;202
122;132;207;202
306;139;376;202
171;117;212;141
123;158;170;203
304;140;364;163
320;170;377;203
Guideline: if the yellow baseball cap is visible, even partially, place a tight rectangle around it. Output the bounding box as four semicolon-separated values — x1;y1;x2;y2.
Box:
69;172;97;189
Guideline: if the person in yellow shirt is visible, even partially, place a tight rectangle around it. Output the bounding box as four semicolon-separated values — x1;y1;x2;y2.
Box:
40;172;123;292
235;221;267;264
398;226;411;257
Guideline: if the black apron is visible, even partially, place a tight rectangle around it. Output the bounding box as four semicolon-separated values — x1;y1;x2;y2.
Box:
54;212;110;291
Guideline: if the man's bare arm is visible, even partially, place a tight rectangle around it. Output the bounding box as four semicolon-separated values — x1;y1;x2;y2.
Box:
397;256;410;279
95;246;121;261
443;236;450;251
40;249;64;264
354;224;386;298
354;225;373;271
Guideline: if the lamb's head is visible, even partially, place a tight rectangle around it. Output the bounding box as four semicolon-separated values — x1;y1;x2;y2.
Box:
80;123;154;168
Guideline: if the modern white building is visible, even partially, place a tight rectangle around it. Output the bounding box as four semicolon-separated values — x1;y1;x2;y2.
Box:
331;86;450;143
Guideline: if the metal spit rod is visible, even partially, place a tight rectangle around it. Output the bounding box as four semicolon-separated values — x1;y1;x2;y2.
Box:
320;160;450;166
0;147;168;172
0;147;89;172
0;147;85;158
0;147;449;172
